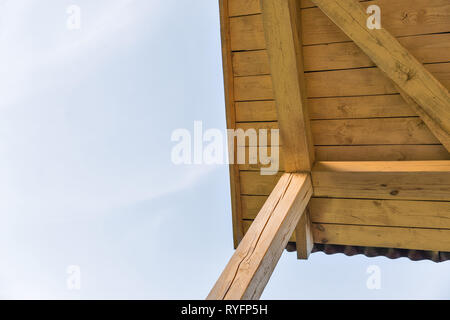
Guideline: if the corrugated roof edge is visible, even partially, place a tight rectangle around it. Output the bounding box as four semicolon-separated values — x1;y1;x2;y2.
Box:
286;243;450;263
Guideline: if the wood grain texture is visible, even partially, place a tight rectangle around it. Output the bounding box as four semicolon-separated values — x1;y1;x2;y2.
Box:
234;75;273;101
207;173;312;300
303;33;450;71
229;1;450;49
230;14;265;51
238;144;450;170
312;0;450;147
235;122;279;147
396;85;450;152
311;118;439;145
235;95;441;122
310;198;450;229
232;33;450;76
261;0;314;172
234;63;450;100
312;161;450;201
242;196;450;227
308;95;415;120
237;118;441;146
237;146;284;172
240;171;282;195
304;0;450;45
312;223;450;252
235;100;277;122
315;145;450;161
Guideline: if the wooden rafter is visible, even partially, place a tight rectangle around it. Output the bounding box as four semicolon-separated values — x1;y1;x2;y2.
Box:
261;0;315;172
207;173;313;300
312;0;450;152
312;161;450;201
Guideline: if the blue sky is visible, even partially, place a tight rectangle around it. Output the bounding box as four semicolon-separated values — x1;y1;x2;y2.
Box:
0;0;449;299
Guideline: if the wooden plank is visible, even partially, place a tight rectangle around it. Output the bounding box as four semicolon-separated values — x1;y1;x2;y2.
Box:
219;0;244;248
229;0;261;17
240;171;282;195
236;119;442;147
397;85;450;152
237;146;284;172
233;50;270;77
309;95;414;120
261;0;314;172
234;75;273;101
303;33;450;72
230;15;265;51
228;0;322;17
207;173;313;300
312;223;450;252
295;208;314;259
304;0;450;45
229;1;450;50
235;100;277;122
306;68;397;98
232;34;450;76
236;117;448;150
235;120;448;158
312;161;450;201
310;198;450;229
306;63;450;98
235;95;426;122
234;63;450;100
312;118;439;146
242;195;450;224
312;0;450;148
315;145;450;161
241;195;269;220
235;122;279;147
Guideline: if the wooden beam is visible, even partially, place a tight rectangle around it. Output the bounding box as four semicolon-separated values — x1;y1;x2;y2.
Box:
312;161;450;201
207;173;313;300
219;0;244;248
311;0;450;152
396;84;450;152
295;208;314;259
260;0;314;172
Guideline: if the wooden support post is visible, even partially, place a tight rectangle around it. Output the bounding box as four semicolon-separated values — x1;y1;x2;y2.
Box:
207;173;313;300
312;0;450;152
261;0;315;172
295;208;314;260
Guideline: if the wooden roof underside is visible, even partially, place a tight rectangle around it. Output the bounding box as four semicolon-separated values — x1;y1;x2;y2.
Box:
219;0;450;262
